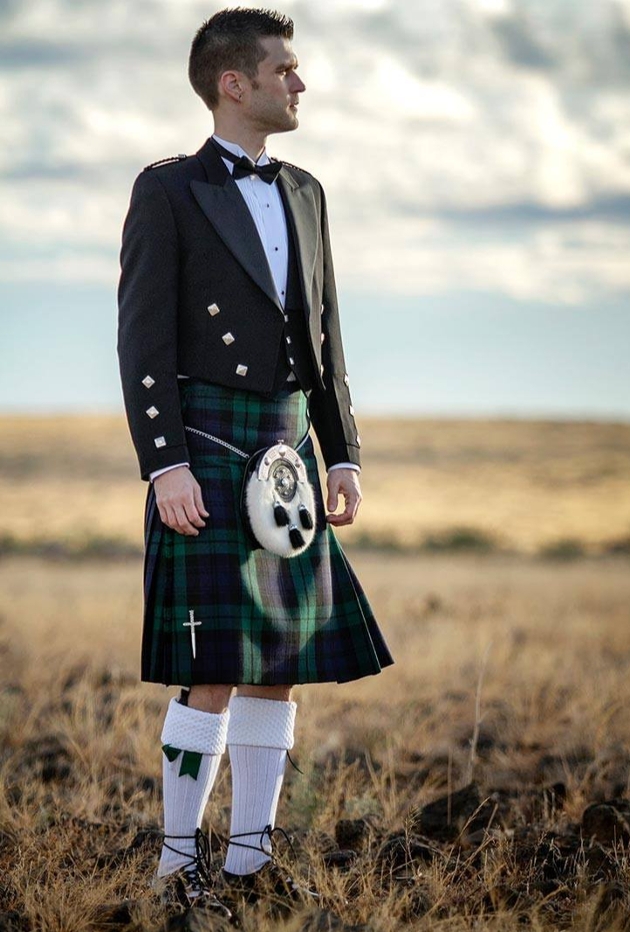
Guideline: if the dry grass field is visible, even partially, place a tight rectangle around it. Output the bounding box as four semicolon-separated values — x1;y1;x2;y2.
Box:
0;415;629;931
1;415;629;555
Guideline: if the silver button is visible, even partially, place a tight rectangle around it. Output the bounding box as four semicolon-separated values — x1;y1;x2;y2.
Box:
222;332;235;345
146;406;159;419
236;364;248;376
142;375;155;389
207;303;220;316
154;436;166;448
320;303;325;315
288;357;295;366
321;333;325;344
343;373;349;386
284;314;289;322
286;336;292;344
349;405;354;416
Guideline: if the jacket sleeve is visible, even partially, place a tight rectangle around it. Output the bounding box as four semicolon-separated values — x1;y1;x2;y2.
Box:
117;170;190;480
307;183;362;470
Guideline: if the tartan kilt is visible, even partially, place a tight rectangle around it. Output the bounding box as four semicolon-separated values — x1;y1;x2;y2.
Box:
141;379;394;686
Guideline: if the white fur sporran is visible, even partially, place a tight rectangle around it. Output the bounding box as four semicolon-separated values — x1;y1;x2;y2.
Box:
184;425;316;559
242;443;316;558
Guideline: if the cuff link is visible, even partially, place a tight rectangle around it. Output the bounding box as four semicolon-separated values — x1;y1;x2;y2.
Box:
142;375;155;388
286;336;292;344
154;436;166;448
208;303;220;316
146;406;159;419
222;332;235;345
236;364;248;376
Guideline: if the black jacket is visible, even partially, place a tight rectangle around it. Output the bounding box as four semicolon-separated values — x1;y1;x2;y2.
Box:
117;138;361;479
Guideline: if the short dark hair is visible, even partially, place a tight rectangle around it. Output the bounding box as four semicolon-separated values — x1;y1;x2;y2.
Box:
189;8;294;110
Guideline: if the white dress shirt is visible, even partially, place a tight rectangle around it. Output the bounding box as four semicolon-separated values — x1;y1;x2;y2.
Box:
150;134;358;481
213;135;289;306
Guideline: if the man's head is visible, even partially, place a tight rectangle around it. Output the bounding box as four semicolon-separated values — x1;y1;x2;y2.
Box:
189;8;305;134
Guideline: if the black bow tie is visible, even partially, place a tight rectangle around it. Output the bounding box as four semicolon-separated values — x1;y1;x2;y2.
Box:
212;138;282;184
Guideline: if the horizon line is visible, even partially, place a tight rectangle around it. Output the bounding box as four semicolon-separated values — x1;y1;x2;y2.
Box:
1;406;629;425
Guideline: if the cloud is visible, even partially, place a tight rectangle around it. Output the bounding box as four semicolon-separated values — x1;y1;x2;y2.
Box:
335;214;630;304
490;11;556;69
1;0;630;302
0;39;91;68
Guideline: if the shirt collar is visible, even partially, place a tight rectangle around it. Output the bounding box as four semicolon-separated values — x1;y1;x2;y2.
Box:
212;134;270;166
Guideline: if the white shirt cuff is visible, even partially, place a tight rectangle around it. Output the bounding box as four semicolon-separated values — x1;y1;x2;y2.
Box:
149;462;190;482
328;462;360;473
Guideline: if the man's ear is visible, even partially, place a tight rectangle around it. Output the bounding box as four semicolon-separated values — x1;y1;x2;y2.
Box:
219;70;244;104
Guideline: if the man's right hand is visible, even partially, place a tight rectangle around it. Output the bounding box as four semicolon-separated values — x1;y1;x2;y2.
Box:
153;466;209;536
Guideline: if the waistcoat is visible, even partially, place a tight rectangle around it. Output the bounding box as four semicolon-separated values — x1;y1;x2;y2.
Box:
271;218;316;394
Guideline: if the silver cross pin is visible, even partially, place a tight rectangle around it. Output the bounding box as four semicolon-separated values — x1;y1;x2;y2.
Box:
183;609;201;659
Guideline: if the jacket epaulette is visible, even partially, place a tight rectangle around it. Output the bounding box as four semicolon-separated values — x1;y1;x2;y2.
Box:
143;154;187;171
279;159;312;176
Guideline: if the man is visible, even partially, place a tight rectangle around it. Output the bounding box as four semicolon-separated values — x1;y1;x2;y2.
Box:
117;7;393;915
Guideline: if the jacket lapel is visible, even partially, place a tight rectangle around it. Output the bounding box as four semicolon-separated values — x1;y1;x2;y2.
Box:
192;139;319;317
277;168;317;318
191;139;281;310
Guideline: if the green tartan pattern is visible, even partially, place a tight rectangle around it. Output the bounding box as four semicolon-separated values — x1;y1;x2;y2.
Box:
141;380;393;686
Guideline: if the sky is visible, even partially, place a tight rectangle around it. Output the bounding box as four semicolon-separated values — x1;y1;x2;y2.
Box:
1;0;629;418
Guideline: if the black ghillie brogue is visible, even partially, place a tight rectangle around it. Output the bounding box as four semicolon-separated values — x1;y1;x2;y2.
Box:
222;825;319;914
153;828;233;920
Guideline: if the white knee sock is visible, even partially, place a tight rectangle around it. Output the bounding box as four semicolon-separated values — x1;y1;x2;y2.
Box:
157;696;229;878
223;696;297;876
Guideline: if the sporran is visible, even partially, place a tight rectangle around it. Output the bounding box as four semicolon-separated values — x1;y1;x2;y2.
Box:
184;425;316;558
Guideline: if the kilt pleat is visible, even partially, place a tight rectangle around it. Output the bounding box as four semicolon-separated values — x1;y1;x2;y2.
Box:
141;380;394;686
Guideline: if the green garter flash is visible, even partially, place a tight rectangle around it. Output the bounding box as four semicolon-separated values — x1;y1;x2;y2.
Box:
162;744;203;780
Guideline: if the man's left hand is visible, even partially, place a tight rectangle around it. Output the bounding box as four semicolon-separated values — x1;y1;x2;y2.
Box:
326;468;362;526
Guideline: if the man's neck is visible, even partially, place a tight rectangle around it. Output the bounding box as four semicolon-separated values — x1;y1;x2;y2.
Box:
212;121;267;162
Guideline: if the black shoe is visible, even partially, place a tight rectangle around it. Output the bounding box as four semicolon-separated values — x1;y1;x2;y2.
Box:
157;870;233;917
222;860;319;913
221;824;319;914
154;828;233;920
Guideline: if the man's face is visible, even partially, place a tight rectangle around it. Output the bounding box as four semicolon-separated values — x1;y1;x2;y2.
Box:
247;36;306;134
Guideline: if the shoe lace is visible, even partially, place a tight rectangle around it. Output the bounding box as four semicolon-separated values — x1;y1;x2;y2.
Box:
162;827;212;895
227;823;296;861
286;750;303;774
